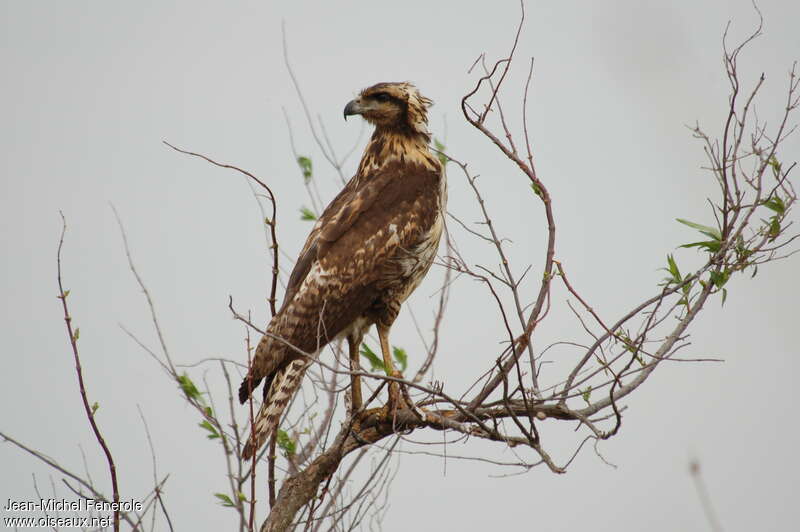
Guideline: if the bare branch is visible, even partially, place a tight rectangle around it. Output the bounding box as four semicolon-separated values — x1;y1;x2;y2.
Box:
56;212;120;531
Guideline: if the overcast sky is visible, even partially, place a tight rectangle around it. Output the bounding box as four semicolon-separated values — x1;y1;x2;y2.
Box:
2;1;799;531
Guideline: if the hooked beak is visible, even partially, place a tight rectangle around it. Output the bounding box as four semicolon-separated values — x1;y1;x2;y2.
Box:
343;98;362;121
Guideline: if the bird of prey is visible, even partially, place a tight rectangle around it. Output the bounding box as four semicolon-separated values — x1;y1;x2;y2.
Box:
239;82;446;459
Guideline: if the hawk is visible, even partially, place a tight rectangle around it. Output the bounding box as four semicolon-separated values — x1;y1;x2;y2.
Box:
240;82;446;459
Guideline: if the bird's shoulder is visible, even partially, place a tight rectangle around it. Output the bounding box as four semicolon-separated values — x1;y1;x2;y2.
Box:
280;161;442;309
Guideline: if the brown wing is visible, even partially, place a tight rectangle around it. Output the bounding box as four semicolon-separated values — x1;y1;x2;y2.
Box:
240;160;442;403
278;171;390;315
296;160;439;300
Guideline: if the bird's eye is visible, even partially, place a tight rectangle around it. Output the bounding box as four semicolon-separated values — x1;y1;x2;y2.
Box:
373;92;390;103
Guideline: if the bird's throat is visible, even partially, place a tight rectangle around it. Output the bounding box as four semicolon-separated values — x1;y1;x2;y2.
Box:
356;128;436;177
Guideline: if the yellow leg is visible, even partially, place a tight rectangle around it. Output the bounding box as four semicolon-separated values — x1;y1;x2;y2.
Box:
377;323;401;410
347;334;362;413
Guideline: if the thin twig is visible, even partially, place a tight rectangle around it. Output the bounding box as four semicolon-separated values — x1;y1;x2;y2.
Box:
56;212;120;532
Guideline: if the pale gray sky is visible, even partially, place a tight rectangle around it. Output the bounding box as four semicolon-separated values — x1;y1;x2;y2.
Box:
2;1;798;531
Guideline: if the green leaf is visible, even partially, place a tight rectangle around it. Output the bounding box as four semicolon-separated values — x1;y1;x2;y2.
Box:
768;155;782;177
73;328;80;341
62;289;70;298
296;156;313;182
199;420;220;439
676;218;721;241
204;406;213;418
721;288;728;306
236;491;248;503
710;269;730;289
679;240;722;253
299;206;317;221
581;386;592;404
734;235;754;264
681;278;692;297
762;196;786;215
665;254;681;284
433;138;448;167
392;346;408;372
276;429;296;456
530;182;543;198
91;402;100;415
178;373;202;401
214;493;235;507
360;343;386;373
768;216;781;241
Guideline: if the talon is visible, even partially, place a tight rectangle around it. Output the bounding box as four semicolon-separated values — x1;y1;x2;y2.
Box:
387;382;400;412
387;375;410;415
350;414;363;433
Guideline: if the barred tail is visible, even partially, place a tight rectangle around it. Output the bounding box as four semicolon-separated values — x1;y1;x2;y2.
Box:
242;359;308;460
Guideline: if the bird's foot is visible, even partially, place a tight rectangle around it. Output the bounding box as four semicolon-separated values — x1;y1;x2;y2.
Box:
386;372;410;419
349;414;363;433
347;396;366;432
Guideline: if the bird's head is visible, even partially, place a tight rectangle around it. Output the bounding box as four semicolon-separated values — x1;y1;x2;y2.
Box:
343;82;432;136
